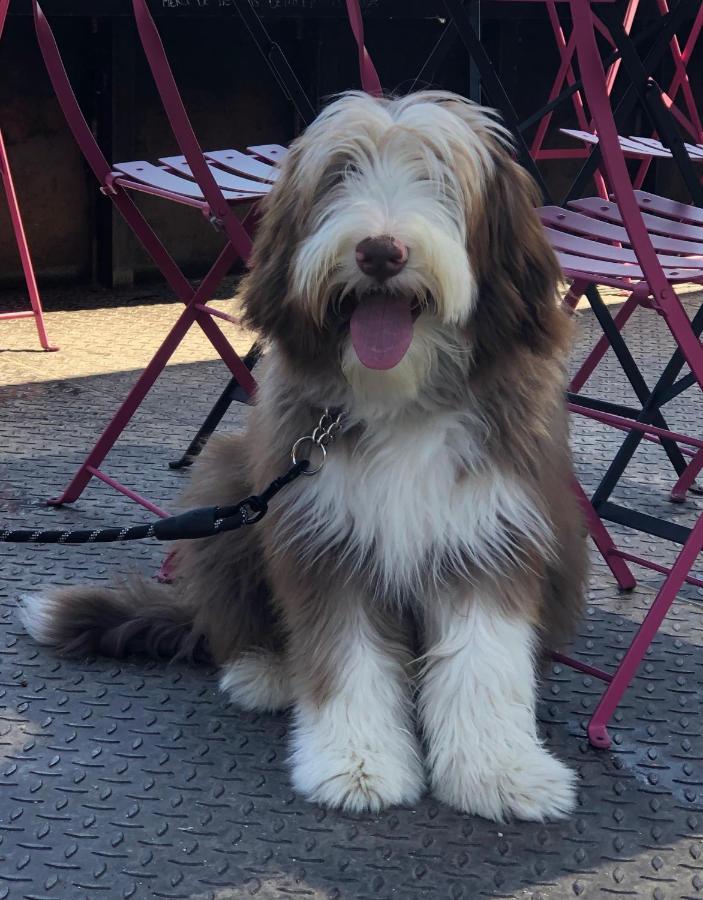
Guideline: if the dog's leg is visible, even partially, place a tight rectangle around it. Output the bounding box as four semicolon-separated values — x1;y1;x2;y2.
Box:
420;592;577;821
286;592;423;813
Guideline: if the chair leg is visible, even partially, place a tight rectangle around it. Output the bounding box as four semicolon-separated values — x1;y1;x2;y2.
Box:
586;510;703;749
0;127;58;352
169;377;242;470
529;20;589;161
50;300;254;509
48;191;256;510
49;301;203;507
575;285;692;495
576;302;703;520
572;477;637;591
169;342;262;469
156;549;178;584
568;289;640;393
192;304;256;396
670;448;703;502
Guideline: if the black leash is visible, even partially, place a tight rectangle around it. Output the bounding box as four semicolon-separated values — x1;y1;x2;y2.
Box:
1;408;346;548
0;461;309;546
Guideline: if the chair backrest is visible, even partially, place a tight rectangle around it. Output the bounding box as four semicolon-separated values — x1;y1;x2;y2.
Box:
130;0;237;231
345;0;383;96
566;0;678;304
32;2;113;184
659;0;703;143
32;0;255;257
483;0;692;281
126;0;384;233
30;0;381;243
0;0;9;41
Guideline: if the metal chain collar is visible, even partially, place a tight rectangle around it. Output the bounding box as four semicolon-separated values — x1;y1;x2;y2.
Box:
291;407;346;475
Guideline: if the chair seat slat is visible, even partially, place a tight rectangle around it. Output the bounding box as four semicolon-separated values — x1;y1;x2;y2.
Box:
159;156;272;194
569;197;703;242
539;205;703;255
556;250;699;282
628;136;703;160
247;144;288;164
113;160;256;201
561;128;671;158
561;128;703;162
204;149;279;182
634;190;703;225
542;226;703;269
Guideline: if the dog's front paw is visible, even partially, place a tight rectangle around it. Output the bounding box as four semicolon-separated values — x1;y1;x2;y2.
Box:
219;651;291;713
290;721;424;813
432;743;577;822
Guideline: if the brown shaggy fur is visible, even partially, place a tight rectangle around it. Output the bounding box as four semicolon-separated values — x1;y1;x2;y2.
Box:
20;93;588;819
21;95;586;666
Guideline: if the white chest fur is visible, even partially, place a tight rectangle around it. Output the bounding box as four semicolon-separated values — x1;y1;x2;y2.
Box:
277;411;551;591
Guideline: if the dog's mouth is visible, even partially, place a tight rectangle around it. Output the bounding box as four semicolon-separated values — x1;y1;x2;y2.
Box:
349;292;421;370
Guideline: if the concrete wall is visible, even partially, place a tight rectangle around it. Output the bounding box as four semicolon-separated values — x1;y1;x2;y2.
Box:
1;15;93;284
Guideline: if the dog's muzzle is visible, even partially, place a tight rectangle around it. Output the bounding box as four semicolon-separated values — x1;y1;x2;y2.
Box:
350;235;416;371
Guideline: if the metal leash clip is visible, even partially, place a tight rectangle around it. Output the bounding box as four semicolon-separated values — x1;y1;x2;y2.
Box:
291;407;345;475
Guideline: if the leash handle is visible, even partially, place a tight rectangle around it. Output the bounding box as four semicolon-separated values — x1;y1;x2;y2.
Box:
345;0;383;96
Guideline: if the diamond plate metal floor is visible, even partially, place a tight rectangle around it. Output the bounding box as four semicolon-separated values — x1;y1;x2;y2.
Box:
1;284;703;899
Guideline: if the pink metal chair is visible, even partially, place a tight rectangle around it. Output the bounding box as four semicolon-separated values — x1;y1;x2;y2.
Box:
447;0;703;747
379;0;703;747
531;0;703;748
0;0;56;351
538;1;703;480
31;0;286;516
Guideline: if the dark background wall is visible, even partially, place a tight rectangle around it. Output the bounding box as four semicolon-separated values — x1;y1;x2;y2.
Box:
1;2;701;289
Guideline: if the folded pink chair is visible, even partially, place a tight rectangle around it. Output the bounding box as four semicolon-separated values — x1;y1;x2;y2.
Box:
536;0;703;495
530;0;703;748
31;0;287;516
363;0;703;748
0;0;56;351
536;0;703;196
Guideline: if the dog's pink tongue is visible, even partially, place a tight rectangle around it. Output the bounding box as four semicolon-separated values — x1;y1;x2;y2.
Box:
350;293;414;370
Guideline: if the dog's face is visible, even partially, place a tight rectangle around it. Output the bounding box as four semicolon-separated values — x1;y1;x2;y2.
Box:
240;91;563;409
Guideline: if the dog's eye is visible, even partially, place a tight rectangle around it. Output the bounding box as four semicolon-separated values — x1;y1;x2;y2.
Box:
320;163;360;193
323;165;350;188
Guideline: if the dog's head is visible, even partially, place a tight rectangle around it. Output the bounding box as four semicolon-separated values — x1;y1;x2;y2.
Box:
239;91;565;409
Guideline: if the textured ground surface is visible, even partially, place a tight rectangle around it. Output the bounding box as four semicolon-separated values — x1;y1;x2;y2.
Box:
1;282;703;900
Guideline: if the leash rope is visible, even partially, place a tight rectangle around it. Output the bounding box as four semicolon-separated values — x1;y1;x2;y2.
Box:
1;408;345;546
0;461;309;546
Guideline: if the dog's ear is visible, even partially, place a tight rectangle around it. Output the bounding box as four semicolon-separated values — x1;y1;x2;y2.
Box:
237;145;327;362
471;151;569;360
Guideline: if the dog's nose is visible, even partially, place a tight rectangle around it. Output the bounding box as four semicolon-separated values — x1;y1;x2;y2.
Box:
355;235;408;281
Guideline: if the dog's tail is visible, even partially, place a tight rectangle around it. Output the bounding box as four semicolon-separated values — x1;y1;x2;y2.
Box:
18;434;279;666
18;576;208;662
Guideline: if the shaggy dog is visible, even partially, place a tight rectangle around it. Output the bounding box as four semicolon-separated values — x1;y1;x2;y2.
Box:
21;91;587;822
